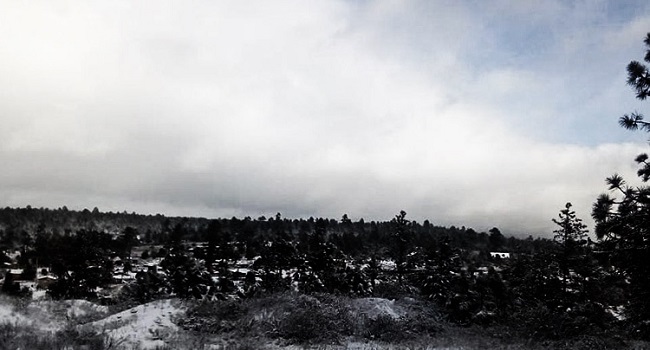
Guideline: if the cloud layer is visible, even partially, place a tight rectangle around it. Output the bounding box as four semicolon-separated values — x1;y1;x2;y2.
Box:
2;0;650;235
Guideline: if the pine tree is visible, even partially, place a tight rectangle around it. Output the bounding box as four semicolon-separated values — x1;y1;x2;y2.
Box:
390;210;412;283
552;202;588;305
593;32;650;333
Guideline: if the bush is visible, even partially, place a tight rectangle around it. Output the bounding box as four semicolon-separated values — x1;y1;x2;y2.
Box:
0;323;110;350
274;294;354;344
359;302;442;342
402;307;443;336
510;302;619;342
562;335;625;350
180;299;250;334
372;280;417;299
362;314;402;341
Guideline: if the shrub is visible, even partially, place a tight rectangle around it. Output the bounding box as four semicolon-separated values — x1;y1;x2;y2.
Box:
277;305;329;342
180;299;250;334
359;303;442;342
562;335;625;350
274;294;354;344
362;314;402;341
510;302;618;342
402;307;443;336
0;323;111;350
372;280;417;299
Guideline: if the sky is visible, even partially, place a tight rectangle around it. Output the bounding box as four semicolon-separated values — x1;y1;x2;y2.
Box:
2;0;650;236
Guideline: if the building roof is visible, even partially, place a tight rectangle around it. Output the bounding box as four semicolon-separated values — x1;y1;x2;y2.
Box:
37;275;57;280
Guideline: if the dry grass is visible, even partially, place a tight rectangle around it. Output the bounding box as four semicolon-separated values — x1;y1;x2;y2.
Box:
0;322;112;350
1;293;649;350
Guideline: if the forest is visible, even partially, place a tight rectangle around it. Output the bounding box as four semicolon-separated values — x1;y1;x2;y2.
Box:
0;200;643;349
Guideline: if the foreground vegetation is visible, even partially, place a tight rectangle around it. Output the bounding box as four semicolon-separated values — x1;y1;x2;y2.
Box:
2;292;648;350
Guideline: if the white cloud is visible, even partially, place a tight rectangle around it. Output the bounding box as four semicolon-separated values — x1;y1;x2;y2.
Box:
1;0;649;236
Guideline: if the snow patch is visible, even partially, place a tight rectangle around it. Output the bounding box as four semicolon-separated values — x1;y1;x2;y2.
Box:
0;302;31;327
82;299;185;350
607;306;626;321
352;298;405;319
16;299;110;331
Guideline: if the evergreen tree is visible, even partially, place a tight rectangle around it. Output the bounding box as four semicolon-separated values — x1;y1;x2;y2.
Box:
48;230;114;299
160;250;214;299
1;273;20;295
204;219;221;272
390;210;412;283
488;227;505;251
254;231;299;292
118;226;139;260
304;218;348;293
593;32;650;333
552;202;588;305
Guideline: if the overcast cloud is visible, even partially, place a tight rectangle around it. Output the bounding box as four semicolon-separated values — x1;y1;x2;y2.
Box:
2;0;650;236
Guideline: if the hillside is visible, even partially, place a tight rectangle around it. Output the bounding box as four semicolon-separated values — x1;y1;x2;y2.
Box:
3;294;634;350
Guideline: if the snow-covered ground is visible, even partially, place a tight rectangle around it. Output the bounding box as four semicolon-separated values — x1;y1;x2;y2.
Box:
80;299;186;350
0;296;184;349
351;297;405;319
0;295;465;350
0;296;109;332
0;299;31;327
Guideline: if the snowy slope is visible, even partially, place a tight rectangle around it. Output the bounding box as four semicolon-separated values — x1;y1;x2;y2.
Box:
0;297;109;331
80;299;186;349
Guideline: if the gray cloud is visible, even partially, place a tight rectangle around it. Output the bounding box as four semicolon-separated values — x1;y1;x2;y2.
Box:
1;0;649;236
